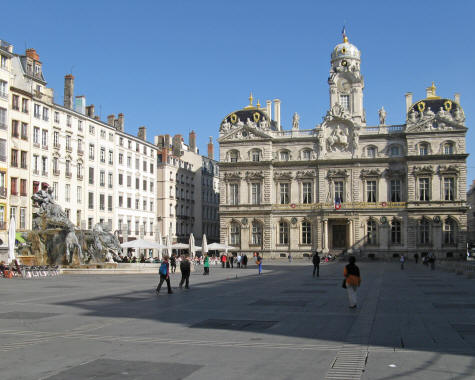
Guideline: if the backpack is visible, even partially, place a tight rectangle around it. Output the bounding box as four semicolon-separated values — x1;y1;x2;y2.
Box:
159;262;167;276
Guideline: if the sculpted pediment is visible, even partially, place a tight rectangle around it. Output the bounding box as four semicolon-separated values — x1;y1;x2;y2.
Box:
360;168;381;178
245;171;265;181
223;171;242;181
218;125;272;142
438;165;459;175
384;168;406;178
412;165;434;176
295;170;316;179
273;171;293;180
318;118;358;158
327;168;348;179
406;105;466;133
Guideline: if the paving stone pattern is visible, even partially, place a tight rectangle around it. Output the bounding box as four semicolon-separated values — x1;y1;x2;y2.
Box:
0;261;474;380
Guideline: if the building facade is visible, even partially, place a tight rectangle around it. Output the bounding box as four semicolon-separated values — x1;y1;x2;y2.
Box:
218;34;468;259
0;39;219;255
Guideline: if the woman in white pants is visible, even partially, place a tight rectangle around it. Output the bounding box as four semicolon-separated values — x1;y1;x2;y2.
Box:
344;256;361;309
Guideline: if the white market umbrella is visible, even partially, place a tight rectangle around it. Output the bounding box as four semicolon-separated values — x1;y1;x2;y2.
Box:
207;242;238;253
189;233;196;258
8;216;16;264
157;231;163;259
202;234;208;256
120;239;166;250
171;243;189;249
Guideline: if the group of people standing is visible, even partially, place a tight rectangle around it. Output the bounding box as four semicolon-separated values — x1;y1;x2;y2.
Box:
220;253;250;269
155;254;192;295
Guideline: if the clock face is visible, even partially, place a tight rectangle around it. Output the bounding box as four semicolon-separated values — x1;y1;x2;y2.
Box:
341;60;348;67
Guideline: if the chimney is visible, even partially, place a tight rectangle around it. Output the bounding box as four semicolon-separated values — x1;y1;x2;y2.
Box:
266;100;272;120
64;74;74;110
172;134;183;157
25;48;39;61
189;130;196;153
86;104;95;118
405;92;413;113
138;126;146;140
454;93;461;105
274;99;281;130
75;96;86;114
107;114;115;126
207;136;214;160
161;148;168;163
117;113;124;131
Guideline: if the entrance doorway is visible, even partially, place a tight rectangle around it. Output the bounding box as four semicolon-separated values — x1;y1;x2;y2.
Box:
331;224;347;250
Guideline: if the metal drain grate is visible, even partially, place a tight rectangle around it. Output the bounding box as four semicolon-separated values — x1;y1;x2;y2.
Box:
325;347;368;379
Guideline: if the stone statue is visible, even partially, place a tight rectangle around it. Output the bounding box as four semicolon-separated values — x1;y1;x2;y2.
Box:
437;106;447;119
292;112;300;130
86;223;121;262
425;107;435;118
259;117;269;130
236;118;244;128
408;108;417;123
65;229;83;264
454;107;465;122
326;126;349;152
318;131;326;157
221;119;231;132
245;118;256;128
352;128;360;157
378;107;387;125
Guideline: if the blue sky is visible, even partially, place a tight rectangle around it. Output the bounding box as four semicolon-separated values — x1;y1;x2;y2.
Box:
4;0;475;185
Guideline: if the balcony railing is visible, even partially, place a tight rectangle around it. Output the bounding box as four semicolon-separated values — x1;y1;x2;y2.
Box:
66;171;72;178
41;171;48;176
53;143;61;149
66;146;72;153
0;187;6;198
77;149;84;156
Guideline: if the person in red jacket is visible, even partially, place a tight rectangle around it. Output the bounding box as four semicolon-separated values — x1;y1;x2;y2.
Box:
221;254;227;268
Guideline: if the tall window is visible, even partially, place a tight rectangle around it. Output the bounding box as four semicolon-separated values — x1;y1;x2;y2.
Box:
251;183;261;205
89;167;94;184
33;127;39;144
20;208;26;229
367;219;377;245
444;178;455;201
100;171;105;187
65;184;70;202
0;107;6;130
230;183;239;205
10;177;17;195
419;143;428;156
251;150;260;162
100;194;105;210
334;181;344;202
444;142;454;155
100;148;105;163
391;219;401;244
390;179;401;202
419;178;430;201
419;219;430;244
280;183;289;204
367;146;376;158
20;179;26;196
41;130;48;147
340;94;350;110
366;180;377;202
303;182;312;204
280;151;289;161
89;144;94;160
229;151;238;162
279;221;289;244
302;221;311;244
443;218;455;245
77;186;82;203
66;135;71;151
20;123;28;140
251;221;262;245
230;222;240;245
390;145;400;156
302;150;311;160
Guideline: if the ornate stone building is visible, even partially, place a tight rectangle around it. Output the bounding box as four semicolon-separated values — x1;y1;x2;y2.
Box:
218;34;468;259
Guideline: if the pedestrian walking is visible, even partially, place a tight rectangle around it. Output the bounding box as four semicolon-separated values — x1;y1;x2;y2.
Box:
243;254;248;269
312;251;320;277
203;254;210;275
237;254;242;268
256;254;263;275
179;255;191;289
414;253;419;264
229;255;234;268
170;255;177;273
343;256;361;309
400;254;405;270
156;255;173;295
221;254;227;268
288;253;292;263
428;253;436;270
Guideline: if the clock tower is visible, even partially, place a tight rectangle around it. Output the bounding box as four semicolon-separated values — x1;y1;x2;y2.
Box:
328;30;365;125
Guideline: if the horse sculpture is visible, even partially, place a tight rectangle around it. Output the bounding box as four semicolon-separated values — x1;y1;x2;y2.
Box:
65;230;83;264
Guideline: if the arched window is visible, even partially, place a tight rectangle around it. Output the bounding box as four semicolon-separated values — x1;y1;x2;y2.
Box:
279;150;290;161
391;219;401;244
302;149;311;160
367;219;377;245
444;142;454;155
250;149;261;162
251;221;262;245
279;221;289;245
390;145;401;156
302;221;311;244
230;222;240;245
419;143;429;156
418;218;430;244
443;218;456;245
367;146;377;158
229;150;239;162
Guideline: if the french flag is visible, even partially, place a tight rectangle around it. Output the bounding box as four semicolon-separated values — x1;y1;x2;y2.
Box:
334;195;342;210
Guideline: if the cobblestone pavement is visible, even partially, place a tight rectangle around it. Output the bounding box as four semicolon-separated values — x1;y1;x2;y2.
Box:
1;261;474;379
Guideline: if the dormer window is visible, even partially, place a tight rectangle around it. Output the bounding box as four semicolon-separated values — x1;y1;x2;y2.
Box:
419;143;429;156
340;95;350;111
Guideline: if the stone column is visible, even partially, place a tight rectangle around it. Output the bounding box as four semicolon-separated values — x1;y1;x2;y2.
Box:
323;219;329;254
347;219;354;253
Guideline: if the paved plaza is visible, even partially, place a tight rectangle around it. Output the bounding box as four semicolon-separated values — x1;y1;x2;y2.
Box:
1;261;475;379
